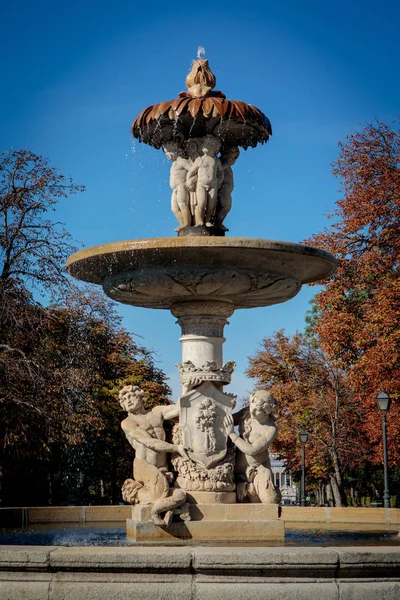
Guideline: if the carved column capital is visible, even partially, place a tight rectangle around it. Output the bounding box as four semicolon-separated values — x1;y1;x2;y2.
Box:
177;316;228;338
171;300;234;339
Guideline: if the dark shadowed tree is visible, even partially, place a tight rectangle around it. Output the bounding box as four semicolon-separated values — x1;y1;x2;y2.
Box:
0;150;171;505
0;149;83;295
0;149;85;487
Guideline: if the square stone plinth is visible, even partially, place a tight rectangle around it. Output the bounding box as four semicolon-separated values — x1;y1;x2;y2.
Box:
127;518;284;542
127;503;283;542
132;502;279;522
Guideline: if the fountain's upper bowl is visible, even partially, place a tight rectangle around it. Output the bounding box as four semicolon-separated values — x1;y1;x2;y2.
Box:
131;58;272;150
66;237;337;310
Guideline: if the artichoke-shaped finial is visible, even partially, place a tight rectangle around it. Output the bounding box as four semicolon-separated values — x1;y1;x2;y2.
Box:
186;47;216;98
131;48;272;150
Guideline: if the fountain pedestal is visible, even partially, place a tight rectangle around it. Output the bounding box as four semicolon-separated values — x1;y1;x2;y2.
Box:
67;236;336;543
66;44;337;543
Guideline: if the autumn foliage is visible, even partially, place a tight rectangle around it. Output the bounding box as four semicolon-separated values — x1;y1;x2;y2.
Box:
247;121;400;505
305;121;400;466
247;331;368;505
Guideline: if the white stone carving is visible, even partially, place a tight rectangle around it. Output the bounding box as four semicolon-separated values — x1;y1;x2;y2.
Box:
171;300;234;318
186;135;222;226
179;381;236;469
186;138;202;221
119;385;188;525
215;146;240;230
171;423;236;492
176;360;236;386
104;265;301;310
176;316;228;337
162;135;229;230
225;390;282;504
195;398;218;453
163;141;191;230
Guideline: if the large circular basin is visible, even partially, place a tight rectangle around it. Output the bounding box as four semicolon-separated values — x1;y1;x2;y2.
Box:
66;237;337;310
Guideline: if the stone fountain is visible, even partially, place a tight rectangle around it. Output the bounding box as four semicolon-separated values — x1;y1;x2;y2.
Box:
66;49;337;542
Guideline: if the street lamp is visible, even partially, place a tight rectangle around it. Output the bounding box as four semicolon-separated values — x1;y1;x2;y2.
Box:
299;428;308;507
376;391;391;509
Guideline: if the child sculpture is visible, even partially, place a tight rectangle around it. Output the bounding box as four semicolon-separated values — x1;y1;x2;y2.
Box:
215;146;240;230
224;390;281;504
186;134;222;227
119;385;188;525
163;141;191;230
186;138;201;222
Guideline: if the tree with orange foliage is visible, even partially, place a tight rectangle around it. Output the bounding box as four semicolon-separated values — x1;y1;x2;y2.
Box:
305;121;400;467
247;331;368;506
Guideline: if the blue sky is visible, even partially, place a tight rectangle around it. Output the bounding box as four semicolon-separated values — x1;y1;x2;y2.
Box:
1;1;399;400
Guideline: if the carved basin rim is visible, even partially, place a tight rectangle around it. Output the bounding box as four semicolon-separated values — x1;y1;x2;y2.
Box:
66;237;337;286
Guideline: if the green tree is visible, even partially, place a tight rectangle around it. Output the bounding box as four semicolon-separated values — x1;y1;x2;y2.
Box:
1;284;172;506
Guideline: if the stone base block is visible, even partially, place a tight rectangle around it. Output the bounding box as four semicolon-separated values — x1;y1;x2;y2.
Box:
132;502;279;522
126;518;284;542
127;503;283;542
185;491;236;504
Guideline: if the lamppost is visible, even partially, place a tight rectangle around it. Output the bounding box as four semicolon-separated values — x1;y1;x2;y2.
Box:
299;428;308;507
376;391;391;509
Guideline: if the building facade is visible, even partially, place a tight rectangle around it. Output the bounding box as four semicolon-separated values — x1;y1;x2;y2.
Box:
270;454;298;505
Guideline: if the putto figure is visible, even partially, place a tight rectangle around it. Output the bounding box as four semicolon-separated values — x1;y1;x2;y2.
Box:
119;385;188;525
224;390;281;504
215;146;240;230
163;141;191;230
186;138;201;222
186;134;222;227
162;136;238;231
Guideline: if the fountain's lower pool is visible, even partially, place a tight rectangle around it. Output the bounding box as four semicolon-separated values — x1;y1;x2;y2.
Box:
1;522;399;547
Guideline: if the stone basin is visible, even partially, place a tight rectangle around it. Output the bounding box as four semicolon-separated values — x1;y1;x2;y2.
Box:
66;237;337;310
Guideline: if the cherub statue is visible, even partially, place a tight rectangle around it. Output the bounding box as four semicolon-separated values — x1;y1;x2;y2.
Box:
119;385;189;526
224;390;281;504
163;141;191;231
186;139;201;163
215;146;240;230
186;138;201;222
186;134;222;227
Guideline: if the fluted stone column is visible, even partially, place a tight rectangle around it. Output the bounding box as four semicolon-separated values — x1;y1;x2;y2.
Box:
170;300;234;377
